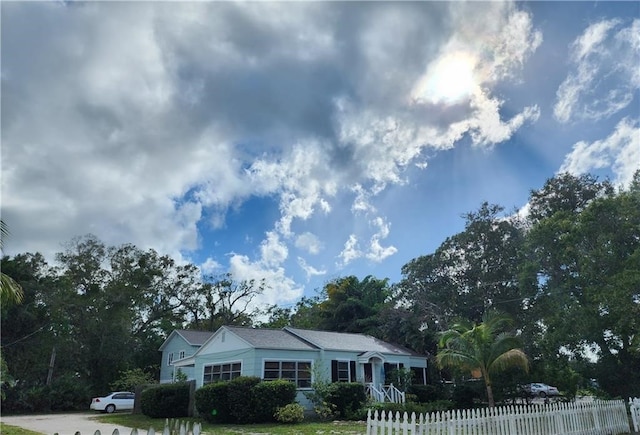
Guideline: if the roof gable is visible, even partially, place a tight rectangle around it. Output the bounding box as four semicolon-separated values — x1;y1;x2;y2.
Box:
158;329;214;351
225;326;318;350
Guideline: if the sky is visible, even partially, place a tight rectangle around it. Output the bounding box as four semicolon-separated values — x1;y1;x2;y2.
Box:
2;1;639;312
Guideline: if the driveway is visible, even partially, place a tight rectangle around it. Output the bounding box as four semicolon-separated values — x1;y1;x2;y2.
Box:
1;412;143;435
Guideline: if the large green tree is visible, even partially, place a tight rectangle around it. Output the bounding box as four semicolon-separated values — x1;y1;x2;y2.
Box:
316;275;392;335
397;203;526;331
437;312;529;407
522;172;640;397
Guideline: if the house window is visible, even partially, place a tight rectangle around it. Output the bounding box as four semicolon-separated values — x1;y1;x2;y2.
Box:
331;360;356;382
179;350;185;359
383;362;403;384
167;353;174;366
263;360;312;388
203;362;241;384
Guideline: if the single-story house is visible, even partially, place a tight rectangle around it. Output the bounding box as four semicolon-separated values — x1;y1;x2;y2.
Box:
158;329;215;383
159;326;429;406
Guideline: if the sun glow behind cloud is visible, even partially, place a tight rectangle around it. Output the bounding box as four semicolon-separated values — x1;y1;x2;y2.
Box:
411;51;479;105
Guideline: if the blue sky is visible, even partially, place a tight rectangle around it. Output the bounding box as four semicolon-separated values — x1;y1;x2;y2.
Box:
2;1;638;311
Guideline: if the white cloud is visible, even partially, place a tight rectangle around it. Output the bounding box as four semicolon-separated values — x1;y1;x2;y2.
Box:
365;217;398;262
297;257;327;280
554;18;640;123
338;235;362;267
200;257;223;275
559;117;640;188
228;253;303;309
260;231;288;267
295;232;323;255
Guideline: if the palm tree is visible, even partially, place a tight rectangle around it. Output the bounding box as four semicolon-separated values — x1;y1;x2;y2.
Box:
1;220;23;305
436;311;528;407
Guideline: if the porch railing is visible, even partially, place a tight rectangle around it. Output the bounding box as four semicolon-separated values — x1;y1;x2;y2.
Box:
366;383;406;404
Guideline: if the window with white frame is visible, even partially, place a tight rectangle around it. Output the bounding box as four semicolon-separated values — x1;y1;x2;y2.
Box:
203;362;241;384
179;350;185;359
167;352;174;366
263;360;312;388
331;360;355;382
337;361;351;382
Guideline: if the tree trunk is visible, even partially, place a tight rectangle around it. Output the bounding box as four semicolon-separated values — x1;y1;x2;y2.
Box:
485;379;495;407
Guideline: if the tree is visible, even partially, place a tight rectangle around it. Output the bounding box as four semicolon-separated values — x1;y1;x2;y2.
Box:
317;275;392;335
184;273;267;331
396;203;526;331
436;312;529;407
522;172;640;398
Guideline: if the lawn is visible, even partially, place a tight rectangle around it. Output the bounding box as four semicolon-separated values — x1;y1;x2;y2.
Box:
0;423;44;435
96;413;367;435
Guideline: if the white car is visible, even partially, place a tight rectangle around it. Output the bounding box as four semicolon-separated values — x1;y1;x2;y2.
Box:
90;391;135;413
522;383;560;398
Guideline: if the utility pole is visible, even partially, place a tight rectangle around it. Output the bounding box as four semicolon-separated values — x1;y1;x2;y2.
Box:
46;346;56;385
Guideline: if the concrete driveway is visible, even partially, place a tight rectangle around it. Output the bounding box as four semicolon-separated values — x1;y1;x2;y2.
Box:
1;412;143;435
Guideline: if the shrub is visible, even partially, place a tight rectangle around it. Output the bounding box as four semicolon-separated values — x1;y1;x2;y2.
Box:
452;384;481;409
274;403;305;424
407;384;446;402
49;374;91;411
325;383;367;420
226;376;262;423
369;399;454;416
251;380;297;422
195;382;232;423
141;383;190;418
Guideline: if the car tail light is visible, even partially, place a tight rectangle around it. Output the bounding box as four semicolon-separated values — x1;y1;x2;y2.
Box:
94;398;100;402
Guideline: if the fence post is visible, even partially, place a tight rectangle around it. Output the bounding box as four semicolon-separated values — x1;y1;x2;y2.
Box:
630;397;640;432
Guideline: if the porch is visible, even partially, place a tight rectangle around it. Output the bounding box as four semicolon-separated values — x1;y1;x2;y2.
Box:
365;383;406;404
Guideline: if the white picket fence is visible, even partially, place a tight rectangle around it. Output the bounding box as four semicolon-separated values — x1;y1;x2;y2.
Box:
366;399;631;435
630;397;640;432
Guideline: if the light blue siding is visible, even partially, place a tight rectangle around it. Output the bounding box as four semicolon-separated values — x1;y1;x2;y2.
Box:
159;333;201;383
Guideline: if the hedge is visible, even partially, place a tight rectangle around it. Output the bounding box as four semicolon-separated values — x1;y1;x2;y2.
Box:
194;381;232;423
194;377;298;424
140;383;190;418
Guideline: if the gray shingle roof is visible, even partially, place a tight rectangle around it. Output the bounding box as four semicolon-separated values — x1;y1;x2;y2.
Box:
177;329;215;346
225;326;318;350
285;327;418;355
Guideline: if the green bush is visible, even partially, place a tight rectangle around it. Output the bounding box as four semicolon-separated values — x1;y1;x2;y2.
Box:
140;383;190;418
194;382;232;423
407;384;446;402
251;380;297;422
452;384;482;409
325;383;367;420
274;403;305;424
227;376;262;423
369;399;453;416
49;374;92;411
195;378;298;424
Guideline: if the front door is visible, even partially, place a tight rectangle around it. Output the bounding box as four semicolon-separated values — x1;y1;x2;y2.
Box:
364;363;373;383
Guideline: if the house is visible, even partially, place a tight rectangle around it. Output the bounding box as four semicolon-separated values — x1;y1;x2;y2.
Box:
160;326;429;407
158;329;214;383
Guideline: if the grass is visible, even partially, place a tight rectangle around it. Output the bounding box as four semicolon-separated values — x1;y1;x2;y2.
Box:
96;413;367;434
0;423;44;435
